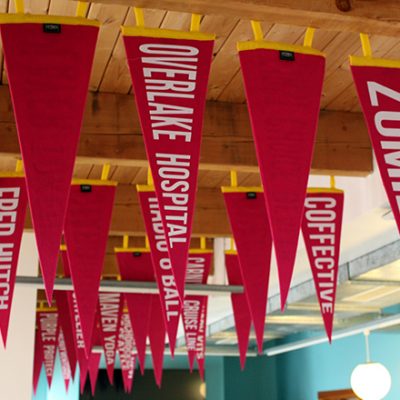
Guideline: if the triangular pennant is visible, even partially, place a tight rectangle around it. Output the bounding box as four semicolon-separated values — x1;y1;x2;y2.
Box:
0;174;27;346
195;298;207;381
123;26;215;301
79;358;89;395
0;17;99;303
183;251;211;369
302;188;344;341
137;189;181;356
68;292;91;371
149;295;166;388
98;292;123;384
64;181;116;354
33;328;44;395
351;56;400;233
116;249;154;374
55;290;77;378
60;246;71;278
222;189;272;352
225;252;252;369
123;354;136;394
58;329;72;392
37;311;59;387
238;41;325;309
88;352;101;396
118;312;136;394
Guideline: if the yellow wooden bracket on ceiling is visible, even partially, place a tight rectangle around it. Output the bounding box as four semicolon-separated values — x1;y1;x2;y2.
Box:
250;20;263;41
76;1;89;18
134;7;145;27
303;27;315;48
190;14;201;32
230;170;238;188
13;0;24;14
15;159;23;173
360;33;372;57
101;163;111;181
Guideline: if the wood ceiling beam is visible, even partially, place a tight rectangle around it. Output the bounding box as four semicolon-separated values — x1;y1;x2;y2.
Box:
25;184;229;237
81;0;400;37
0;86;372;176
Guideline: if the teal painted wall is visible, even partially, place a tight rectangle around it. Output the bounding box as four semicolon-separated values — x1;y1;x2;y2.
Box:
224;356;279;400
205;357;225;400
275;331;400;400
33;352;79;400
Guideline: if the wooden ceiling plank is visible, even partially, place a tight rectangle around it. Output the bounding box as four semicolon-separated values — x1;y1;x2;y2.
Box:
72;163;93;179
0;86;372;175
217;23;306;102
80;0;400;37
87;3;129;91
48;0;76;15
207;20;271;100
100;8;166;93
324;35;400;111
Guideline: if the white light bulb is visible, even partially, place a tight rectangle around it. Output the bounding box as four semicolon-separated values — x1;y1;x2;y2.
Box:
351;362;391;400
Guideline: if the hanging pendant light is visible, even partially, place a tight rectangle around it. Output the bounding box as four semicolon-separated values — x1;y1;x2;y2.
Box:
350;331;391;400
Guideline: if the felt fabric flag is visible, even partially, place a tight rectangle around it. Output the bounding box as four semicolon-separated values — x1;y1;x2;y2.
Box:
88;352;101;396
351;56;400;234
222;188;272;353
238;41;325;309
37;311;59;387
149;295;166;388
123;26;215;302
33;328;44;395
183;251;212;370
302;189;344;341
137;188;181;356
64;181;116;355
68;292;91;372
0;174;28;346
0;16;99;303
58;329;72;392
118;312;136;394
98;292;123;384
79;358;89;394
116;249;154;374
225;252;252;369
195;298;207;381
55;289;77;378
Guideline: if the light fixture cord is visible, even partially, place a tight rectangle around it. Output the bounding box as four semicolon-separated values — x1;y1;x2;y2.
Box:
364;330;371;363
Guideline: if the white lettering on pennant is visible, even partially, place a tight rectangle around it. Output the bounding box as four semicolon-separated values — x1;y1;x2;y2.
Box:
304;197;337;314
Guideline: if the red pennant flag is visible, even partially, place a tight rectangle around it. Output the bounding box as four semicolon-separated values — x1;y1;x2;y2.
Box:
79;357;89;394
123;26;215;301
88;352;101;396
0;174;28;346
350;56;400;233
37;311;59;387
138;188;181;356
98;292;123;384
55;290;77;378
33;328;44;395
183;251;211;370
302;188;344;341
58;329;72;392
64;181;116;355
116;248;154;374
222;189;272;352
68;292;90;372
0;17;99;303
238;41;325;309
195;298;207;381
118;312;136;394
225;252;252;369
149;295;166;388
